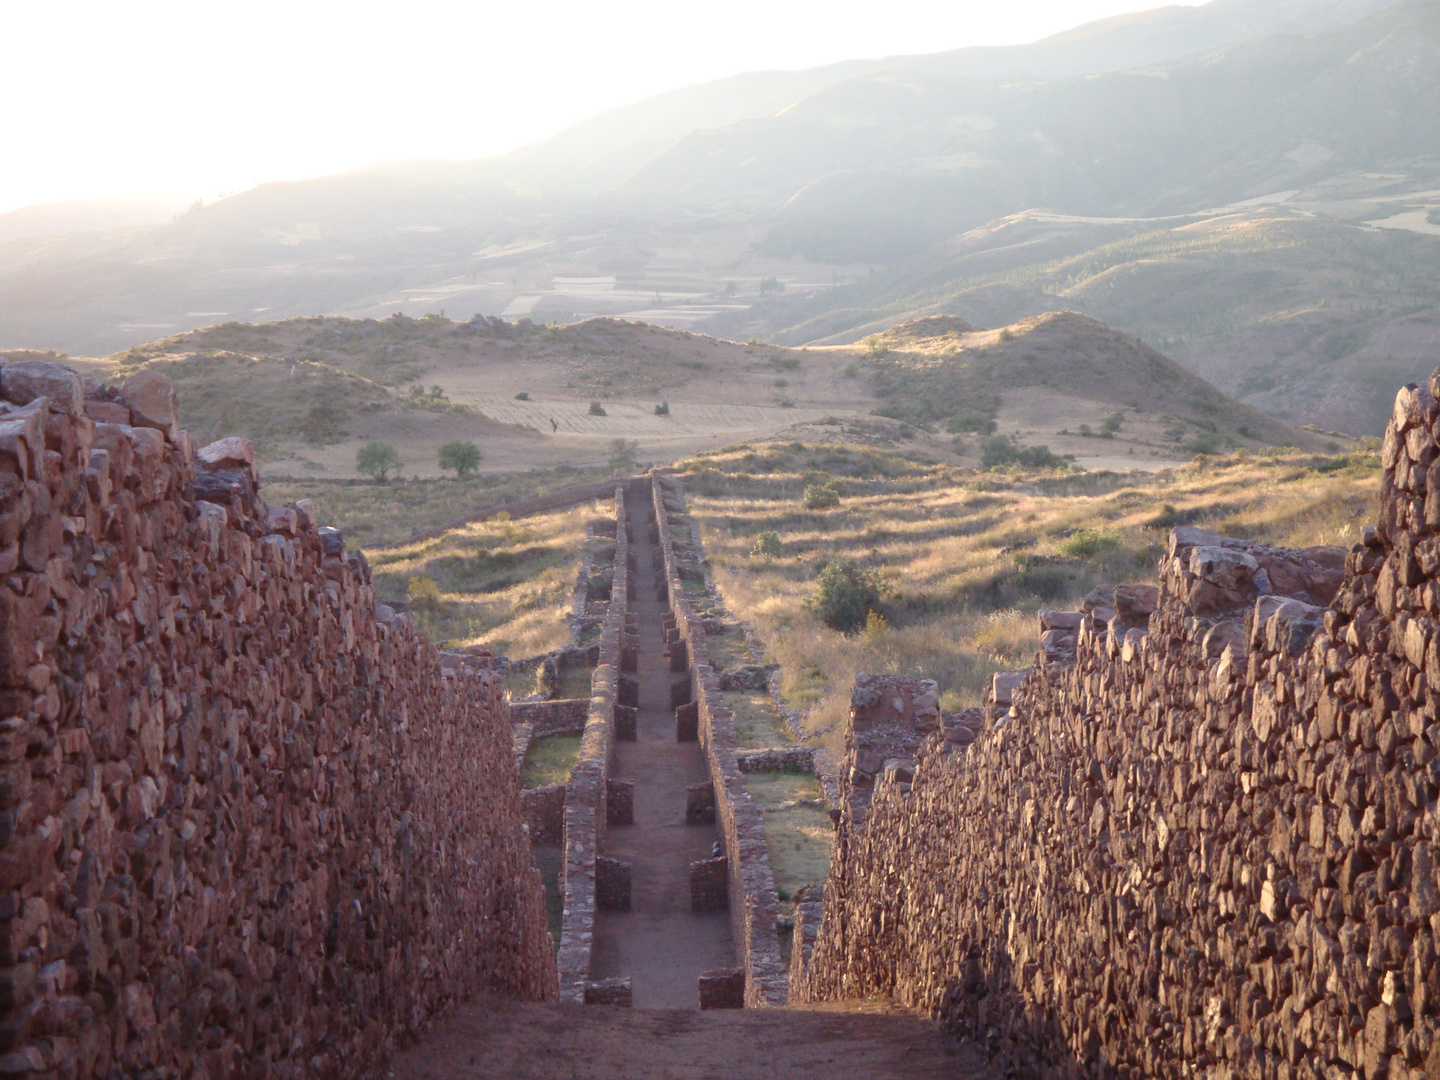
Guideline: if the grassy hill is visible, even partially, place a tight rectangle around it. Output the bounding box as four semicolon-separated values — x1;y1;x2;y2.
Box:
856;312;1330;458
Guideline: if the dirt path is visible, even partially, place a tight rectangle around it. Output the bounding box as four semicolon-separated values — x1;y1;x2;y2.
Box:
389;996;994;1080
587;490;735;1006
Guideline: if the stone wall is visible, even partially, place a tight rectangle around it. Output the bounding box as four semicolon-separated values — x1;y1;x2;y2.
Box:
555;486;630;1004
796;375;1440;1079
651;476;788;1008
509;698;590;739
0;361;556;1079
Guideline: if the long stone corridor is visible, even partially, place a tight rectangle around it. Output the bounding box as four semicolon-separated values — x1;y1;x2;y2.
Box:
588;490;736;1006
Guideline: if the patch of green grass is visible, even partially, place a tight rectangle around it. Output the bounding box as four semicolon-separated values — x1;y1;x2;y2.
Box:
724;691;791;750
746;772;833;900
521;737;581;790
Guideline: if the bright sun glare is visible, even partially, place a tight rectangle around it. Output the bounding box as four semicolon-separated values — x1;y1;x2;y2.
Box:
3;0;1200;213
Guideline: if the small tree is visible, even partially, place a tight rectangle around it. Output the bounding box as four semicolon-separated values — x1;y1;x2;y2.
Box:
356;440;402;482
588;401;607;416
608;438;639;471
654;401;670;416
807;559;881;634
802;481;841;510
438;440;482;479
751;531;783;557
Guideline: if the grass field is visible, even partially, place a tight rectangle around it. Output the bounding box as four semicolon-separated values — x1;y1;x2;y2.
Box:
360;502;599;655
521;737;583;790
681;439;1379;757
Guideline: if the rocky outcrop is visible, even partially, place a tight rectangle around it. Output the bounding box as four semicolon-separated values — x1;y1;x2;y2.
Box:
0;360;556;1078
797;376;1440;1078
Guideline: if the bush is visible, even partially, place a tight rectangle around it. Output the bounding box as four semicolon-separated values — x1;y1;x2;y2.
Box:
588;401;607;416
807;559;881;634
1102;412;1124;434
842;362;859;378
802;482;841;510
751;530;783;557
654;401;670;415
607;438;639;470
514;391;531;400
438;440;482;479
759;276;785;295
407;575;441;609
356;440;402;482
979;436;1065;471
1059;529;1122;559
1181;432;1222;455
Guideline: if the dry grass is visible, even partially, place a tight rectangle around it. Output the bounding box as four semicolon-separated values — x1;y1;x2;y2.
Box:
365;503;599;655
725;691;790;750
265;467;616;548
745;771;834;901
684;442;1379;756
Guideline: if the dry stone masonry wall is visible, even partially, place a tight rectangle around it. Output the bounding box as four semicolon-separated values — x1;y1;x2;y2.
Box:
651;476;787;1008
0;360;556;1079
799;377;1440;1079
555;487;630;1004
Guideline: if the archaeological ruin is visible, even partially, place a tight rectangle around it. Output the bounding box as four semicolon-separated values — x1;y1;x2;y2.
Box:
11;353;1440;1078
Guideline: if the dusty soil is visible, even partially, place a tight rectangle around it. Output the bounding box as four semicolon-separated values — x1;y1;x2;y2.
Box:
588;491;735;1005
388;995;993;1080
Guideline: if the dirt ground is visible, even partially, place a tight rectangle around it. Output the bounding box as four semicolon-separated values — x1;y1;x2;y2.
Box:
388;995;994;1080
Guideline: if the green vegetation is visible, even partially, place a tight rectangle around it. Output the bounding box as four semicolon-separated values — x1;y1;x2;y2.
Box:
588;401;607;416
980;437;1066;471
655;401;670;415
521;737;581;789
807;558;882;634
515;391;531;400
801;482;841;510
438;440;482;479
356;440;402;482
607;438;640;470
751;530;783;557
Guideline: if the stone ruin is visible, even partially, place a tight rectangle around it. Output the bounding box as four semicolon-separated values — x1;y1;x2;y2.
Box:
0;360;556;1077
793;374;1440;1078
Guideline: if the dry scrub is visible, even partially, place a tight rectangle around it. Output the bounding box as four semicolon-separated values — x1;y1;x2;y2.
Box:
365;503;597;654
683;442;1379;757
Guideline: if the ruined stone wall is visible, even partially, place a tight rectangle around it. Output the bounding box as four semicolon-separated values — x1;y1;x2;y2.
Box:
555;487;628;1004
651;476;787;1007
0;361;556;1079
799;378;1440;1079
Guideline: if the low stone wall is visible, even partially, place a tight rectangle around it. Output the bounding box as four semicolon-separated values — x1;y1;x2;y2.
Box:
652;475;787;1007
510;697;590;739
0;360;556;1079
797;376;1440;1078
520;782;567;845
555;486;630;1004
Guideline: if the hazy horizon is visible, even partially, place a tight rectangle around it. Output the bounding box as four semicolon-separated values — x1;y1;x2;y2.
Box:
3;0;1203;215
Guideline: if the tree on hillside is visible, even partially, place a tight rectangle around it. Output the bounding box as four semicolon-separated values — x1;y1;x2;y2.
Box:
356;440;402;482
438;440;482;479
608;438;639;471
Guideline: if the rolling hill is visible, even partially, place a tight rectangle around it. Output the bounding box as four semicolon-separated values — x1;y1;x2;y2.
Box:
0;0;1434;439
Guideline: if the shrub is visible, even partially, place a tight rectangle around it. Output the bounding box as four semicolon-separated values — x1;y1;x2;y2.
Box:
759;276;785;295
654;401;670;415
1181;432;1222;455
807;558;881;634
1059;529;1122;559
607;438;639;470
751;531;783;557
1102;412;1124;434
438;440;482;479
514;391;531;400
998;328;1015;342
802;482;841;510
356;440;402;482
407;575;441;609
979;436;1065;471
842;362;859;378
863;610;888;637
588;401;607;416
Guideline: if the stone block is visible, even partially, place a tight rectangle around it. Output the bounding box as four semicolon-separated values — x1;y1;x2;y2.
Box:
671;675;692;709
697;967;745;1009
614;704;637;741
686;781;715;825
606;780;634;826
676;701;699;742
584;978;633;1007
690;857;728;911
597;857;631;912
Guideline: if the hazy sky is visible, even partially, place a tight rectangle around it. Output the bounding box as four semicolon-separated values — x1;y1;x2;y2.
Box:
3;0;1200;215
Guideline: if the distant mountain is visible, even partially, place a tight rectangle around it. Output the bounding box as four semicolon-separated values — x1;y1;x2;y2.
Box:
0;194;192;244
0;0;1433;441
